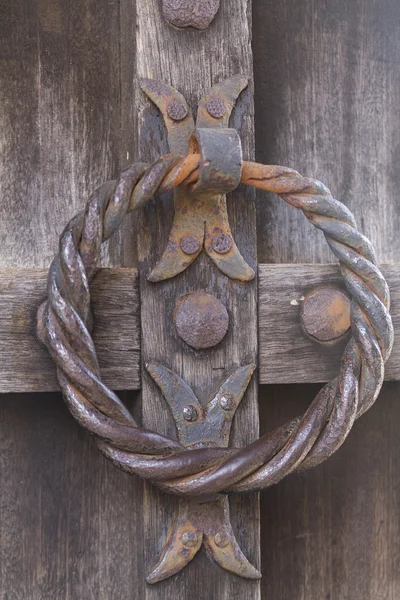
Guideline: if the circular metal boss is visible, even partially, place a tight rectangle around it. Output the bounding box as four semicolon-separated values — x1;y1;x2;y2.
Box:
174;291;229;349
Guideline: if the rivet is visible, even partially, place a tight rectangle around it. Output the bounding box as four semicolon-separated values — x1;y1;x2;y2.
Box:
167;100;188;121
212;233;233;254
162;0;220;30
183;405;198;422
220;394;235;411
214;532;229;548
301;287;351;343
180;235;201;255
206;97;226;119
182;531;198;547
174;291;229;350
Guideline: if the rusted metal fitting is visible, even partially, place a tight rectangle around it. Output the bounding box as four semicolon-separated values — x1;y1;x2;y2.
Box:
189;128;242;196
180;235;201;255
174;290;229;349
145;363;260;581
301;287;351;342
212;233;233;254
141;75;255;282
167;99;188;121
206;97;226;119
182;531;198;547
183;405;199;422
162;0;220;30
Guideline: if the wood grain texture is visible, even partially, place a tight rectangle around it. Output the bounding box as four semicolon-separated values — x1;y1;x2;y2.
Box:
259;264;400;384
0;269;140;393
0;0;134;270
132;0;260;596
3;263;400;392
253;0;400;598
253;0;400;266
259;382;400;600
0;1;145;598
0;391;145;600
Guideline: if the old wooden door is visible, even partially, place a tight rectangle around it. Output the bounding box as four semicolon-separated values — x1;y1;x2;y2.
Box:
0;1;399;598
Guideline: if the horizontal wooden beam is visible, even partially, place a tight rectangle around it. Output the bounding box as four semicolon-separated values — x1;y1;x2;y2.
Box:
259;264;399;384
0;268;140;393
1;264;398;392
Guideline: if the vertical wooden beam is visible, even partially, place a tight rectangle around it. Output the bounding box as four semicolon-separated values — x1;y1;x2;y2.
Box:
131;1;260;596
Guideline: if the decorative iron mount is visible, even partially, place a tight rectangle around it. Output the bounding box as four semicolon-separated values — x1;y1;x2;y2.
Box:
37;76;393;583
140;75;255;282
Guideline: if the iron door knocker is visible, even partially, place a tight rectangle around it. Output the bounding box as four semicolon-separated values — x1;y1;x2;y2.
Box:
37;76;393;583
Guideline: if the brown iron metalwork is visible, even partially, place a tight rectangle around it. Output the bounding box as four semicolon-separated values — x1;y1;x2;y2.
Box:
174;290;229;349
162;0;220;30
140;76;255;282
37;78;393;582
301;287;351;343
145;362;259;583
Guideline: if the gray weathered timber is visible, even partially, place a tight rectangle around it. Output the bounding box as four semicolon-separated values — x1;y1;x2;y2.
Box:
0;269;140;393
253;0;400;598
259;264;400;384
260;381;400;600
2;264;400;392
132;0;260;596
254;0;400;268
0;1;145;598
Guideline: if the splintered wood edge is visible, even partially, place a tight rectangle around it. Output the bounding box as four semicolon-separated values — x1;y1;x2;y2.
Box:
1;263;399;392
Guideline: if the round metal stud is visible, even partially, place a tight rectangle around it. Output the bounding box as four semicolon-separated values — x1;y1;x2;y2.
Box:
212;233;233;254
214;532;229;548
167;99;188;121
220;394;235;411
182;531;199;547
180;235;201;255
183;405;198;422
301;287;351;342
206;97;227;119
174;291;229;350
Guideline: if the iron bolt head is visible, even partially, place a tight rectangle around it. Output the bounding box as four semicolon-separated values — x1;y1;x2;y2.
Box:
206;97;227;119
301;287;351;342
183;405;198;422
182;531;198;547
219;394;235;411
214;531;229;548
174;291;229;350
167;100;188;121
212;233;233;254
180;235;201;255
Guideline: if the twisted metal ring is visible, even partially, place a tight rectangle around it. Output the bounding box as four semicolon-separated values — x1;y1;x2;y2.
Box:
37;152;393;497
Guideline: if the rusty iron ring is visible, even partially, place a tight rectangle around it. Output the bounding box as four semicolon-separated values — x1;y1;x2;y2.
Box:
37;152;393;497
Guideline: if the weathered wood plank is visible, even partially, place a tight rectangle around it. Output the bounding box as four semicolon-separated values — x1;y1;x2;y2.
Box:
259;381;400;600
0;1;145;598
254;0;400;267
259;263;400;384
253;0;400;598
0;268;140;393
2;263;400;391
131;0;260;596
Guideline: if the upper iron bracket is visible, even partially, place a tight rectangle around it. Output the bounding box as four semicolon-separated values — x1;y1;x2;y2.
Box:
140;75;255;282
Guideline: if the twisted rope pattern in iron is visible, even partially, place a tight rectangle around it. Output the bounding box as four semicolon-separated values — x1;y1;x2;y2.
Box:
37;153;393;496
